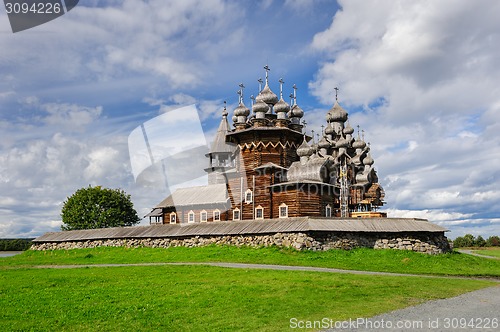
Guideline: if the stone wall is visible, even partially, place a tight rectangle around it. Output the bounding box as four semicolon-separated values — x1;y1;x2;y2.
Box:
31;231;451;254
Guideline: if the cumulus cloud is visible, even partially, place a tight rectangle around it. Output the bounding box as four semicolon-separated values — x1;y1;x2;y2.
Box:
2;1;497;239
310;0;500;237
0;99;136;237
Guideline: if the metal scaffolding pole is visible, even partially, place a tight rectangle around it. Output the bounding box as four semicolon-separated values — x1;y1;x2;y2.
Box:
340;160;349;218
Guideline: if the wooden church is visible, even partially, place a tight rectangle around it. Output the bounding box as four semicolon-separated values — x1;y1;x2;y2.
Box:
147;66;386;224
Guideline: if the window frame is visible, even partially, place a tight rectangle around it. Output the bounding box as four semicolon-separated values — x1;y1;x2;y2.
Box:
213;209;221;222
279;203;288;218
245;189;253;204
255;205;264;220
325;204;332;218
233;208;240;221
169;212;177;224
200;210;207;223
188;210;195;223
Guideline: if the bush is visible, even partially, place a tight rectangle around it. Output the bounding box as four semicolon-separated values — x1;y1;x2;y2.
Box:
0;239;33;251
454;234;500;248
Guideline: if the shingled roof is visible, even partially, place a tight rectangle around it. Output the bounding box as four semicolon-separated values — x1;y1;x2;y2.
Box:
155;183;230;208
34;217;447;243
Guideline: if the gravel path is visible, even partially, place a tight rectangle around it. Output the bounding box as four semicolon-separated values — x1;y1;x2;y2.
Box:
328;285;500;332
31;261;499;282
457;249;500;260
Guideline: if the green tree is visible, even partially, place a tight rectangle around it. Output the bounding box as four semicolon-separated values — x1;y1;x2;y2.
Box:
453;234;476;248
474;235;486;247
486;235;500;247
453;236;466;248
462;234;476;247
61;186;140;231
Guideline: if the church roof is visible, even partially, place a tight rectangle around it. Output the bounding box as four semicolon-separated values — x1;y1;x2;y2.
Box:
33;218;448;243
209;109;236;154
156;183;230;208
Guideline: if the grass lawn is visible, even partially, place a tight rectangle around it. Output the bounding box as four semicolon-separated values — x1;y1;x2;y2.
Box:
471;247;500;258
2;246;500;277
0;264;495;332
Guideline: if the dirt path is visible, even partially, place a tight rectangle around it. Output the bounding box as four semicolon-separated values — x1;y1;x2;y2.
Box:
328;285;500;331
32;261;500;282
457;249;500;260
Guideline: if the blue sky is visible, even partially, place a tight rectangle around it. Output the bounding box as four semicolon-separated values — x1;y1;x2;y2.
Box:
1;0;499;239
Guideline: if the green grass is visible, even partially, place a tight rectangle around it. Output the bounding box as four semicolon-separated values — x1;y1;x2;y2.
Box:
0;265;495;332
472;247;500;258
2;246;500;277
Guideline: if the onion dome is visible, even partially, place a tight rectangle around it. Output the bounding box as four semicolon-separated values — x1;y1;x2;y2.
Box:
326;101;348;123
318;136;330;149
252;99;268;114
290;104;304;118
352;138;366;150
336;135;349;148
297;138;313;157
309;151;321;160
274;97;290;115
363;152;374;166
234;102;250;117
256;82;278;105
343;122;354;135
325;123;335;135
232;115;238;123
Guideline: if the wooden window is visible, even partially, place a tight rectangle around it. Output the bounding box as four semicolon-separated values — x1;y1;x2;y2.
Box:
200;210;207;223
213;209;220;221
169;212;176;224
188;211;195;223
245;189;253;204
255;205;264;219
233;208;240;221
325;204;332;218
279;203;288;218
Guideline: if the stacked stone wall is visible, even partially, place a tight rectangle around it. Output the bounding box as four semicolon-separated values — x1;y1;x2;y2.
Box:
31;231;451;254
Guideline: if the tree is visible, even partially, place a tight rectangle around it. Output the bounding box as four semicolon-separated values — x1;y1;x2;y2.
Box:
474;235;486;247
462;234;476;247
453;234;476;248
486;235;500;247
453;236;466;248
61;186;140;231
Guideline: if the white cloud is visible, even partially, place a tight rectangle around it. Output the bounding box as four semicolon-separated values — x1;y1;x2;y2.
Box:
1;1;497;240
311;0;500;237
42;103;103;130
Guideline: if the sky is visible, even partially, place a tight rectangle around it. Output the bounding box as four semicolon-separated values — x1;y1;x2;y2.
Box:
1;0;499;239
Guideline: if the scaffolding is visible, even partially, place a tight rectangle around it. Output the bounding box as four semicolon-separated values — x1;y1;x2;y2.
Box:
339;159;349;218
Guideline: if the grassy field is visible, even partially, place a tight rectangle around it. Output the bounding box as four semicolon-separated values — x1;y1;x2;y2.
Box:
1;246;498;331
0;264;495;331
2;246;500;277
472;247;500;258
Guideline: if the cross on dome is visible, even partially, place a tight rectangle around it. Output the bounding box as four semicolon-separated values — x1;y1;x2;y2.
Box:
238;83;245;103
264;65;270;83
222;100;228;117
278;78;285;98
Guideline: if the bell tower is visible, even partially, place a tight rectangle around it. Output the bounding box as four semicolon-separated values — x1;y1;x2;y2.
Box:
205;102;237;184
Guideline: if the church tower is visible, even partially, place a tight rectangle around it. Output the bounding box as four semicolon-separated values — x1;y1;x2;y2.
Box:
205;102;237;185
226;65;306;220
